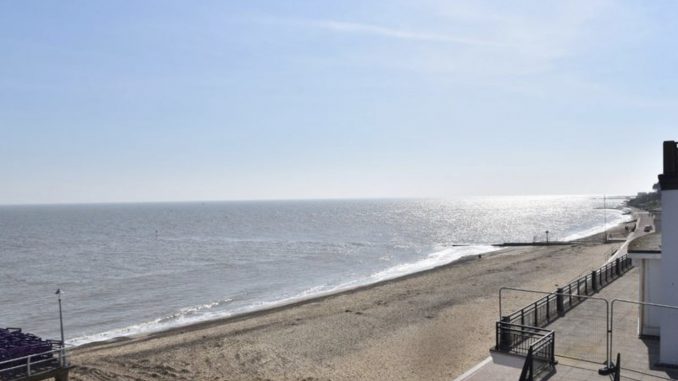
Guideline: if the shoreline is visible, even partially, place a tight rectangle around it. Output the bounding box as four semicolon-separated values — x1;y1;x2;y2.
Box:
70;220;637;380
71;214;634;350
74;245;511;351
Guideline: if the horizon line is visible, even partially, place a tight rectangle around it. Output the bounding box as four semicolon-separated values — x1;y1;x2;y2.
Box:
0;193;635;208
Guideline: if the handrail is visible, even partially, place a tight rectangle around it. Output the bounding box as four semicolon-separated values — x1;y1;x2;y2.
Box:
0;344;68;378
498;287;611;368
530;330;553;347
497;321;553;332
495;321;554;363
0;344;66;367
497;254;634;372
519;346;534;381
499;287;610;323
499;254;632;323
498;324;555;380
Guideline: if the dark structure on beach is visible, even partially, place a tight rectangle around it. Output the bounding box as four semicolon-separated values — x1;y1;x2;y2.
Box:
0;328;70;381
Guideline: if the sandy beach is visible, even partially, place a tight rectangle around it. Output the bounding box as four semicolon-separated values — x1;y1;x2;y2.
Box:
67;224;633;381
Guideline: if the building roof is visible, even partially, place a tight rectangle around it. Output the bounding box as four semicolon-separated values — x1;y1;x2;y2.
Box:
628;233;662;253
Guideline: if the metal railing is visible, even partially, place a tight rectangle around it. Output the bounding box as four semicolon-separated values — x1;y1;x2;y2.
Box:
499;288;611;367
495;322;554;361
519;337;556;381
494;262;678;378
609;298;678;377
502;254;632;328
519;347;536;381
0;341;68;381
531;332;555;368
495;255;635;373
495;321;555;379
612;353;621;381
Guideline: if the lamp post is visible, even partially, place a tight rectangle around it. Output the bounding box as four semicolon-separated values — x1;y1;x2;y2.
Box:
603;195;607;244
545;230;550;245
55;289;65;366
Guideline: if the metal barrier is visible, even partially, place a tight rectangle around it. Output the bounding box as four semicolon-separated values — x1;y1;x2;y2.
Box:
496;322;555;380
609;299;678;371
495;322;553;358
500;254;632;329
495;262;678;380
613;353;621;381
499;287;611;369
0;342;68;381
495;322;556;380
519;341;555;381
519;346;536;381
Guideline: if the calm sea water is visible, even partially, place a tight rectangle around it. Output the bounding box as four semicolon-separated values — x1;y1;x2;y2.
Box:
0;196;629;345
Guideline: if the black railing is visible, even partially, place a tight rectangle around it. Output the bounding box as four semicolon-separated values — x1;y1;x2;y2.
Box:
519;338;556;381
613;352;621;381
519;346;535;381
505;254;633;328
494;254;633;378
496;322;555;379
495;322;554;359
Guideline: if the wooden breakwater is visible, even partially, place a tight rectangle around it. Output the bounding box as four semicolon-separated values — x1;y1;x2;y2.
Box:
494;242;572;247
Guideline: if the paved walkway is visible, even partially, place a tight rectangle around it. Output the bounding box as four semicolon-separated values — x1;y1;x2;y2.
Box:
457;267;678;381
607;211;654;263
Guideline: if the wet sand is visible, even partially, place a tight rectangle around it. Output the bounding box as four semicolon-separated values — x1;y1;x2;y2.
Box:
70;231;629;381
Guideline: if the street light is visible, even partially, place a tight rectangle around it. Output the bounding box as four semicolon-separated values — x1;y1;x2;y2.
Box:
603;195;608;243
55;289;65;366
545;230;550;245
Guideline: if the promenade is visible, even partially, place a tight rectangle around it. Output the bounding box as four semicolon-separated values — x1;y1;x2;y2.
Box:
457;267;678;380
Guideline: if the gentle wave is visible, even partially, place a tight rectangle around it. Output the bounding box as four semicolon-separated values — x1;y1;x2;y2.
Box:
68;298;234;346
367;245;501;282
561;210;633;242
68;245;499;346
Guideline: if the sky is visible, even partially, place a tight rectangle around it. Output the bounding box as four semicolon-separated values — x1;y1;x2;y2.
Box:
1;1;677;205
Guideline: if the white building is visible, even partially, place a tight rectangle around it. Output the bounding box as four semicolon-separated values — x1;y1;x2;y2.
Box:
628;233;661;336
629;140;678;365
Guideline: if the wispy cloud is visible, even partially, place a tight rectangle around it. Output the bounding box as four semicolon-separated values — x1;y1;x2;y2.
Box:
303;19;510;48
256;1;667;109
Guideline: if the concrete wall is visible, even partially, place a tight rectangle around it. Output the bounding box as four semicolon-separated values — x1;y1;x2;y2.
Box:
654;212;662;233
643;259;662;336
660;190;678;364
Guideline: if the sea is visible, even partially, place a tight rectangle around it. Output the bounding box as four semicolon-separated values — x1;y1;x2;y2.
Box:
0;195;631;346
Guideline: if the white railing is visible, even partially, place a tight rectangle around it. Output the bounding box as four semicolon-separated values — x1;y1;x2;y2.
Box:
0;343;68;380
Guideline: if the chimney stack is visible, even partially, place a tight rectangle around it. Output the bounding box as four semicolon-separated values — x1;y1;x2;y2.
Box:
659;140;678;190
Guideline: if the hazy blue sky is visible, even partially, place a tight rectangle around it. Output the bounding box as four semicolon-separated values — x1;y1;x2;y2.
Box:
1;1;676;204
